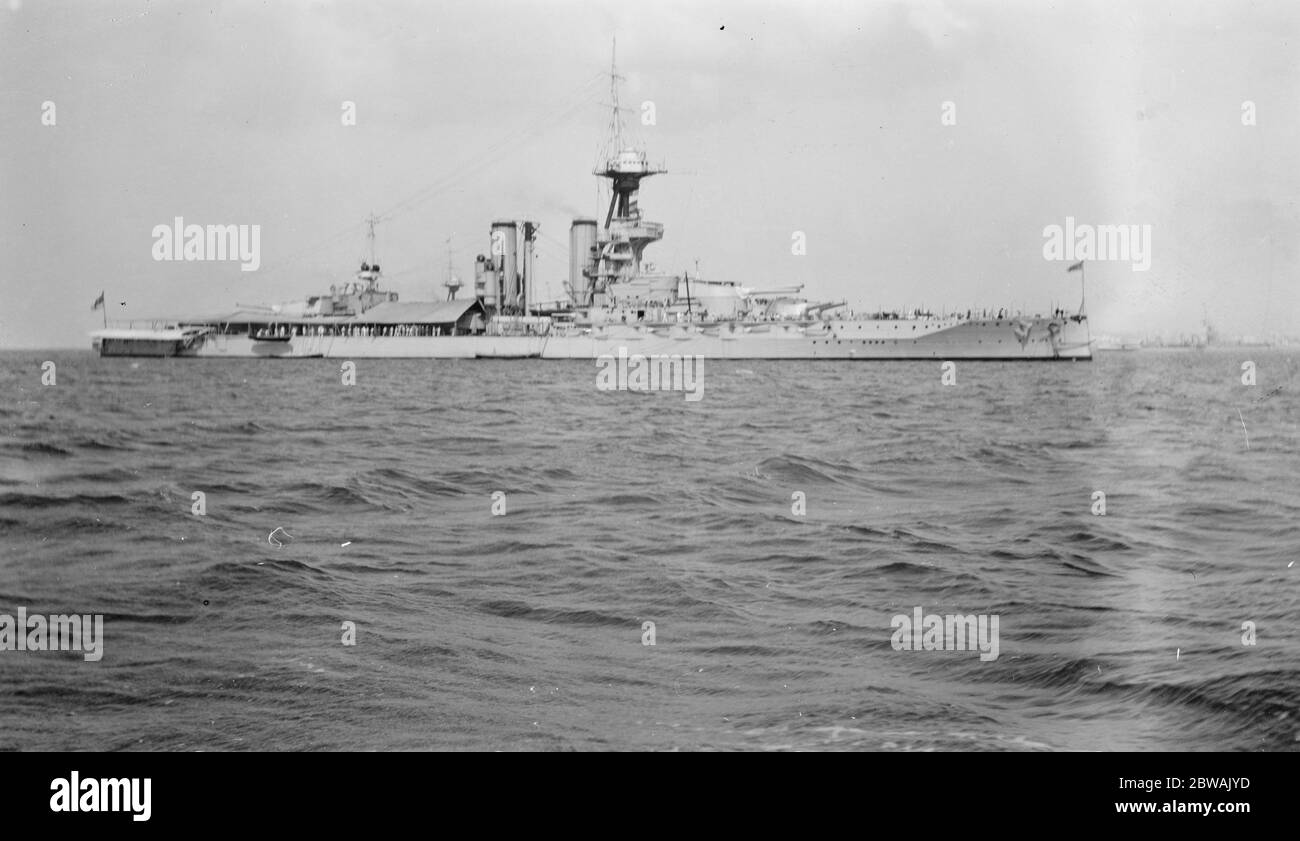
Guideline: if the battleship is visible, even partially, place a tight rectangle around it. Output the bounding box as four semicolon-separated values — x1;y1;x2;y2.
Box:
92;59;1092;362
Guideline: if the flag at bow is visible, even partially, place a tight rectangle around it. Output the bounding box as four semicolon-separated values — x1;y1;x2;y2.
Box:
91;291;105;311
1067;261;1084;272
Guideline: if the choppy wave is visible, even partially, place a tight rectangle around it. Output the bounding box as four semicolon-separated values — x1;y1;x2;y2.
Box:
0;349;1297;751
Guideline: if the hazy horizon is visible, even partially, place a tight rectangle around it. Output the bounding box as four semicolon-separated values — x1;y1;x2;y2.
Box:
3;0;1298;349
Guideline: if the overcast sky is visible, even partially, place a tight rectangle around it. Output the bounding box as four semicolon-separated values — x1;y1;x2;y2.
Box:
2;0;1297;347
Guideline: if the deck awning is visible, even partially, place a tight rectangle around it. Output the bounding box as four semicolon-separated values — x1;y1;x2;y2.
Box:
178;310;355;325
351;300;483;325
162;299;484;327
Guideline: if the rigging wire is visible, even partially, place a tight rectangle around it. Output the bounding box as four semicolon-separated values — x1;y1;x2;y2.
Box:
251;71;607;282
372;71;606;223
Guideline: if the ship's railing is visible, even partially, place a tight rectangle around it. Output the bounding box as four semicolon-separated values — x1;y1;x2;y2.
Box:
487;315;552;337
610;221;664;240
830;309;1084;322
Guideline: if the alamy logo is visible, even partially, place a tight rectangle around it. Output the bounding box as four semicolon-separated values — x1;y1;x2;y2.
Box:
890;606;999;661
596;346;704;402
1042;216;1151;271
0;607;103;661
50;772;151;821
151;217;261;271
